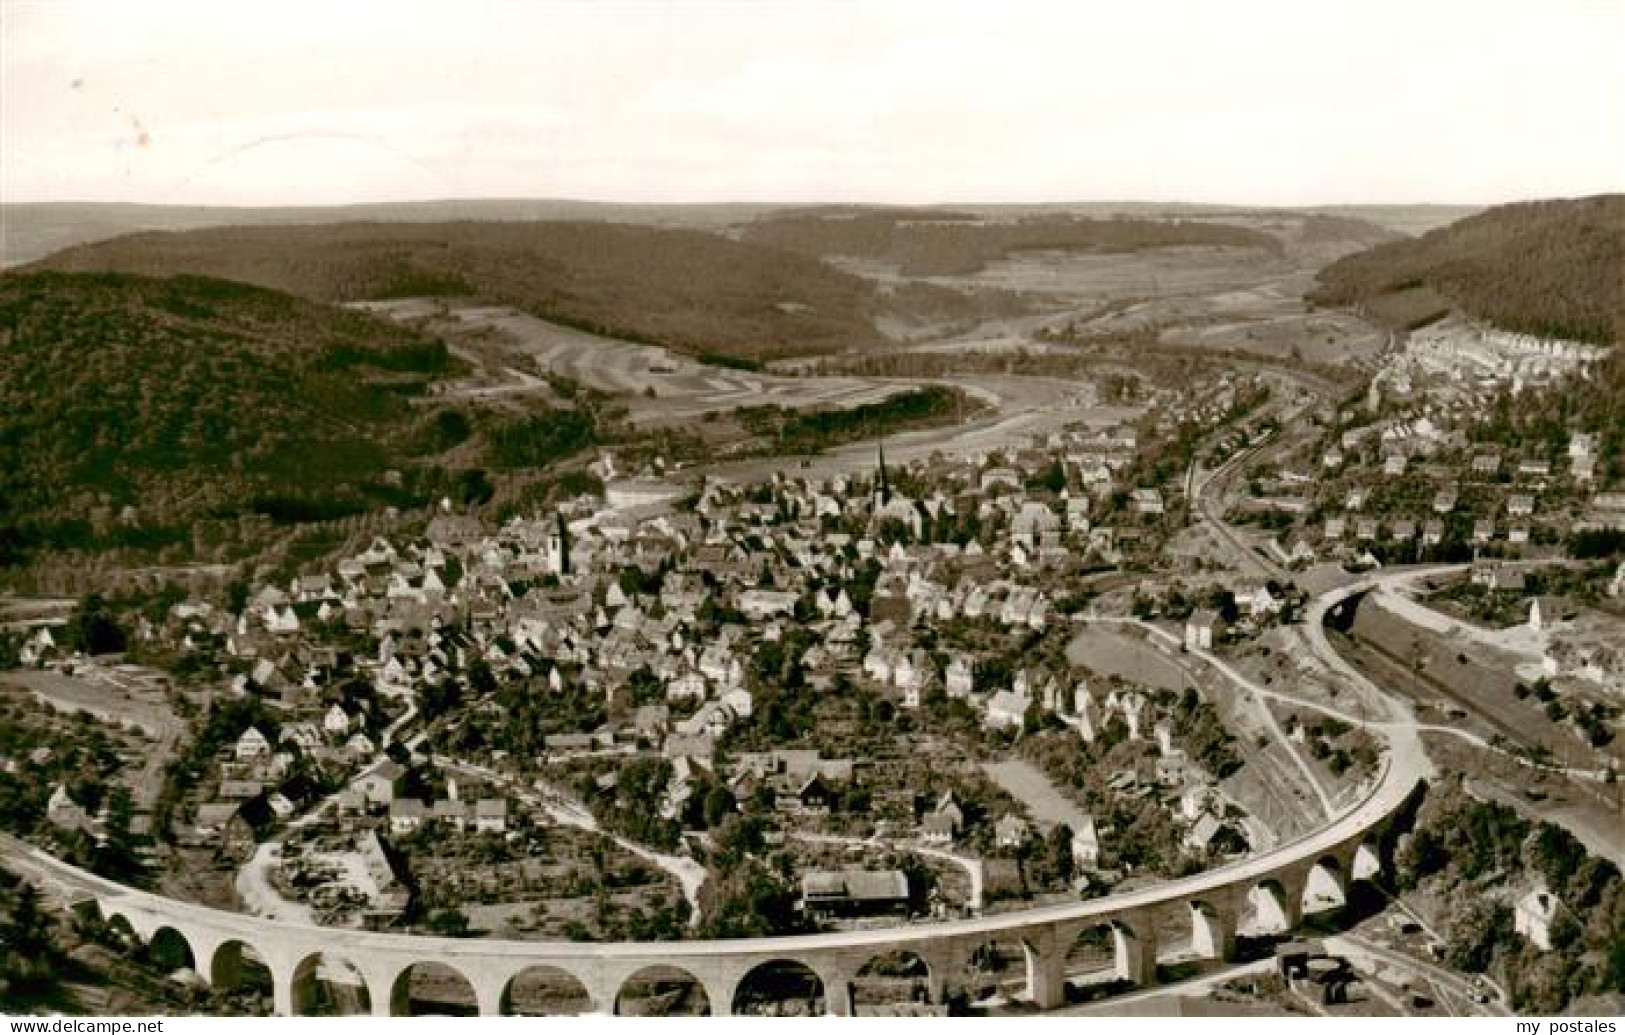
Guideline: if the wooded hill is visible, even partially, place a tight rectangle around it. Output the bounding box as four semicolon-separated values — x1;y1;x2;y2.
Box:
0;272;490;567
739;210;1283;275
1310;195;1625;344
28;221;998;361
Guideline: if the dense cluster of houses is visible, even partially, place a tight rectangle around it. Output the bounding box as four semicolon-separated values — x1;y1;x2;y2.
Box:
1253;397;1617;570
28;434;1263;899
9;375;1306;925
1398;321;1611;397
112;440;1198;774
1212;321;1618;575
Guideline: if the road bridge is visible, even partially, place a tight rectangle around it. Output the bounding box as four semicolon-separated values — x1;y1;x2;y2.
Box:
5;754;1417;1016
2;570;1448;1016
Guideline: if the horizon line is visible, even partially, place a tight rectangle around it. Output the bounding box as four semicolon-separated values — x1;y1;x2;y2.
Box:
9;193;1617;212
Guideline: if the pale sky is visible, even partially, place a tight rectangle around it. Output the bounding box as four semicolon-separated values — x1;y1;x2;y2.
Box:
3;0;1622;207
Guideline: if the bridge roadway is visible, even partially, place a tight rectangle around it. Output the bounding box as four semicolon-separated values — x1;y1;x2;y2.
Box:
4;572;1441;1017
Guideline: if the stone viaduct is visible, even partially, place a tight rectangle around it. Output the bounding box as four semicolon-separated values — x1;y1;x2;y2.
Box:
17;758;1419;1016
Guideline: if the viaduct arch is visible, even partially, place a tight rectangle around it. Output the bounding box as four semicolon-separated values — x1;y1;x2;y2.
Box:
16;567;1447;1015
19;761;1413;1016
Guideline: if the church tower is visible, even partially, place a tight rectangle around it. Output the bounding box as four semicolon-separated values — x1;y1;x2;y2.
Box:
548;512;571;575
877;440;892;505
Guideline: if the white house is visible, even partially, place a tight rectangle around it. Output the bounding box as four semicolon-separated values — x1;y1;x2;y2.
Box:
19;627;56;666
894;649;931;707
1070;815;1100;867
323;704;354;737
234;727;271;762
863;646;898;685
1185;609;1220;651
984;687;1031;731
739;589;798;620
666;669;707;703
1012;501;1061;550
389;799;428;833
1234;583;1281;619
46;785;95;835
474;798;508;834
266;605;300;635
1528;596;1572;633
1514;886;1564;951
995;814;1030;848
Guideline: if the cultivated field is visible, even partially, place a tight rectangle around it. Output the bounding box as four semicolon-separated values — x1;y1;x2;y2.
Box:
356;300;913;426
840;239;1389;369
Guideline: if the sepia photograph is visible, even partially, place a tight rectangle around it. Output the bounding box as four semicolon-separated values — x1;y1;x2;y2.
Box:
0;0;1621;1024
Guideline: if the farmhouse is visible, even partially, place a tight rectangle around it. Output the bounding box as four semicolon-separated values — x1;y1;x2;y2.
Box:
800;869;910;919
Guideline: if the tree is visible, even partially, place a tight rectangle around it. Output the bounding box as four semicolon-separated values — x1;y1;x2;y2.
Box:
699;860;802;939
0;876;62;1008
1444;900;1513;973
1046;823;1075;885
225;578;251;615
702;786;737;828
1523;823;1587;894
66;594;126;655
467;659;498;696
3;881;46;956
425;906;471;937
92;786;146;883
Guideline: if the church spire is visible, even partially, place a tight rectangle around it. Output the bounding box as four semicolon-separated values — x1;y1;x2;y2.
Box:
878;440;891;505
556;511;571;575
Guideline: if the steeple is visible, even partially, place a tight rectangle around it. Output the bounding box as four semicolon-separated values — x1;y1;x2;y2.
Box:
555;511;571;575
877;440;891;505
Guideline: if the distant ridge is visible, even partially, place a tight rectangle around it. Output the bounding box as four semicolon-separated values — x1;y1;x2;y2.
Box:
24;220;995;361
0;199;781;268
1310;194;1625;344
2;198;1477;269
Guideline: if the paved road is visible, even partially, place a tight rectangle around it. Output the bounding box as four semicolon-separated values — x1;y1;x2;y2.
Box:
1080;615;1337;818
235;842;314;924
1188;395;1301;583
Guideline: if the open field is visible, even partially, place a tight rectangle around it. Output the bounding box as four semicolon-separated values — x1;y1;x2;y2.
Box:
1065;627;1195;693
922;246;1290;301
358;301;915;426
1;665;182;746
369;293;1146;481
837;239;1390;369
982;759;1095;834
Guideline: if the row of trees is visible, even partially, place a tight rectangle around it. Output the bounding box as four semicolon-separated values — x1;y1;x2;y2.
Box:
735;386;966;456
